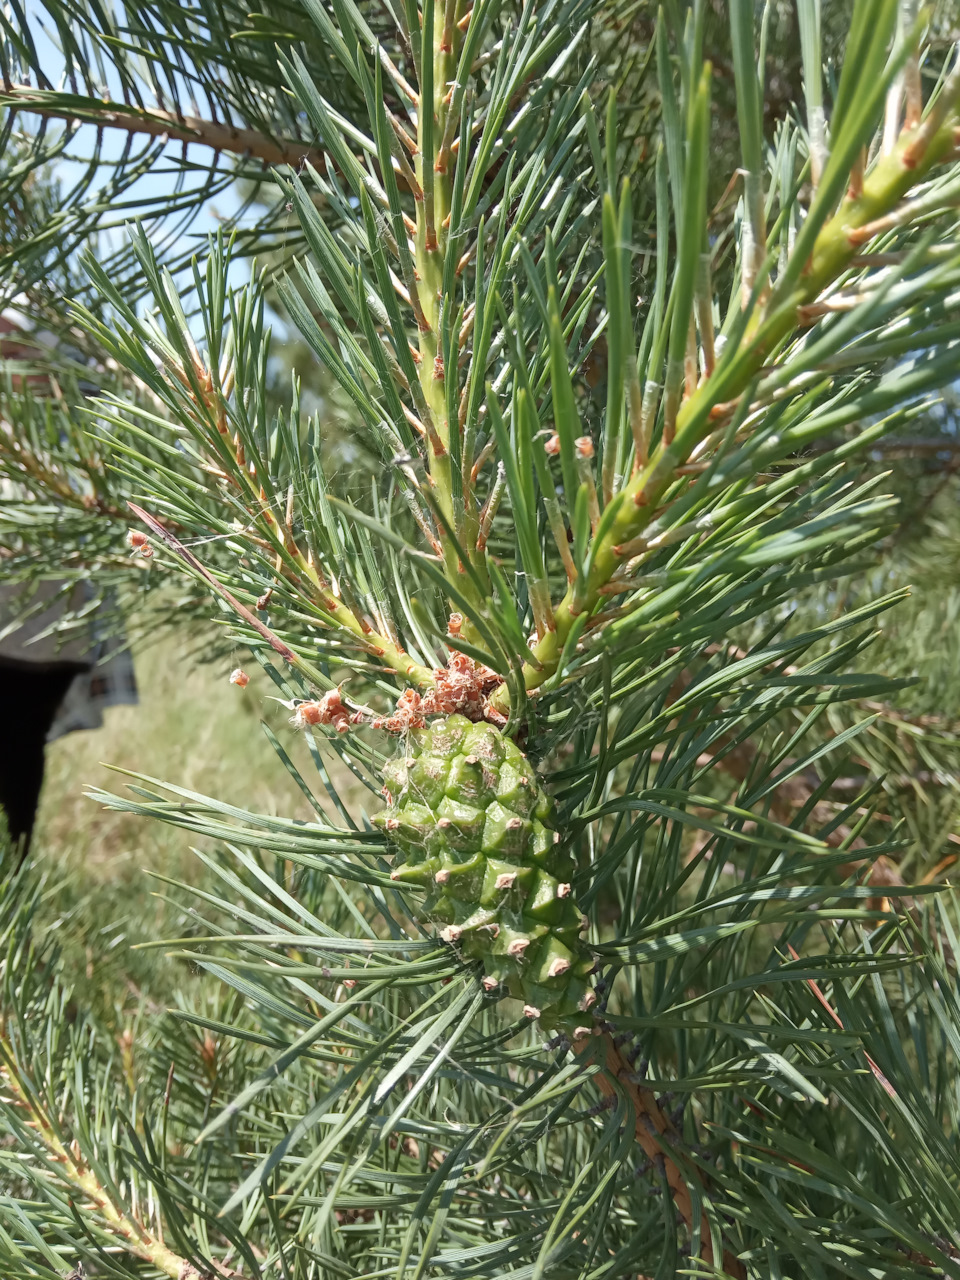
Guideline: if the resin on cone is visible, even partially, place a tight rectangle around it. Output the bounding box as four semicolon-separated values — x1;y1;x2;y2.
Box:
375;714;595;1030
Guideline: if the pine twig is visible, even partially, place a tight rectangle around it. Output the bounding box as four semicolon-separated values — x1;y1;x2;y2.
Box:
129;503;436;689
576;1031;746;1278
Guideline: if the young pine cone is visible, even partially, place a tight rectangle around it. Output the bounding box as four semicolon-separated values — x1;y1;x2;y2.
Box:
375;714;595;1030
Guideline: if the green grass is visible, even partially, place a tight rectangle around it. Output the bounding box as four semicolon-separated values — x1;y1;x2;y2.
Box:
31;635;353;1019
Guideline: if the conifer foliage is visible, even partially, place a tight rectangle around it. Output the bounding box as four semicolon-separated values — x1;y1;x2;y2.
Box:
5;1;960;1277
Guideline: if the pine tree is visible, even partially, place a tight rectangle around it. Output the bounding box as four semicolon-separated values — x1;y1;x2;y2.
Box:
5;2;960;1277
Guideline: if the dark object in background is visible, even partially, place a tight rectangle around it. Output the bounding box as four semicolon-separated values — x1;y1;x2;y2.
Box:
0;307;140;867
0;658;89;862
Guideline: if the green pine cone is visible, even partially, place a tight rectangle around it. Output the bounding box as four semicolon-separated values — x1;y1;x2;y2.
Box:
374;714;596;1032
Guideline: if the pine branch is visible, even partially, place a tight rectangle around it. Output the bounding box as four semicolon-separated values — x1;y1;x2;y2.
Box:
579;1030;746;1278
1;84;329;173
0;1053;232;1280
131;503;436;688
411;0;488;619
489;70;960;715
